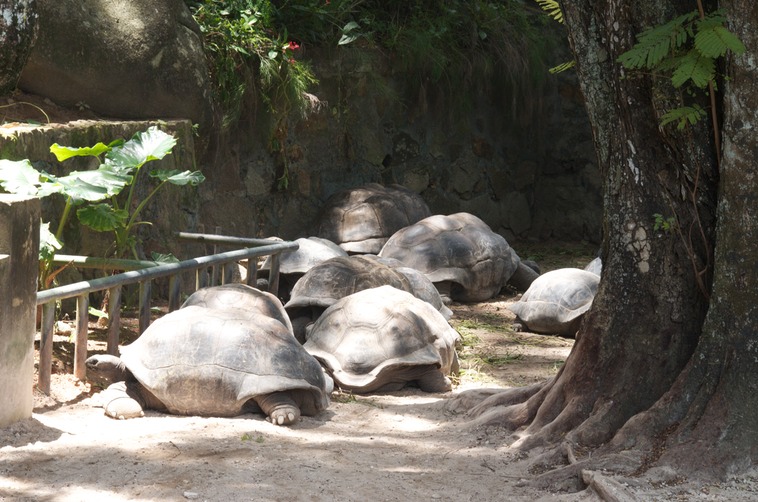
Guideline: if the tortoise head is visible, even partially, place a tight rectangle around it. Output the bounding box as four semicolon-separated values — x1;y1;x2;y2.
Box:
85;354;131;388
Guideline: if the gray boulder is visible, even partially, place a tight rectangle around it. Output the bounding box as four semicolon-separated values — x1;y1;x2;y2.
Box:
18;0;213;131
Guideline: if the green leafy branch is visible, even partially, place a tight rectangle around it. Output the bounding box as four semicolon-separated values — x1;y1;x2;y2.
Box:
617;8;745;130
188;1;318;130
534;0;563;23
617;4;742;301
653;213;677;233
533;0;574;74
0;127;205;289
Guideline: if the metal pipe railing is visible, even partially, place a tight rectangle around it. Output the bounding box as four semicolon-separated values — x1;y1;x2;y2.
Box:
35;240;298;395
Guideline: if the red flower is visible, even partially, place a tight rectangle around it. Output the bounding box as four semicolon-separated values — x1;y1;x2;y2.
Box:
288;41;300;51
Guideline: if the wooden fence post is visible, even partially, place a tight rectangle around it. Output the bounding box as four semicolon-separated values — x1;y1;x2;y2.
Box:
0;195;40;426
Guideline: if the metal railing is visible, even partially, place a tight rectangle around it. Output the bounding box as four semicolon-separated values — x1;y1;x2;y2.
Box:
35;235;298;395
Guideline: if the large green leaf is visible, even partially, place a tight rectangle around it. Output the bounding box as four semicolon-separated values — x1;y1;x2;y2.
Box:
51;173;111;203
106;126;177;171
338;21;361;45
151;251;179;264
69;167;132;197
39;221;63;261
0;159;45;195
50;142;111;162
149;169;206;186
77;204;129;232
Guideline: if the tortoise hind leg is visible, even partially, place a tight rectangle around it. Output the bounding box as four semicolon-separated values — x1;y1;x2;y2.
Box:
256;391;301;426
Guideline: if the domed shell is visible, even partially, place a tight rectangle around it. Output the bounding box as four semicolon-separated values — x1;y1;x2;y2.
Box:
261;236;348;276
584;256;602;276
303;286;460;393
379;212;520;302
371;255;453;320
285;255;413;310
119;306;330;417
507;268;600;337
317;183;431;254
182;283;293;334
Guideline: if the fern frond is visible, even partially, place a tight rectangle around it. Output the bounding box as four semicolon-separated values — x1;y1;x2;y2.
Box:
534;0;563;24
695;25;746;58
671;49;714;88
549;60;575;74
618;10;698;69
660;104;706;130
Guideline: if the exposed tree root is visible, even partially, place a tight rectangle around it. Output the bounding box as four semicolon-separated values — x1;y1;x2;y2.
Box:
581;470;640;502
444;380;548;416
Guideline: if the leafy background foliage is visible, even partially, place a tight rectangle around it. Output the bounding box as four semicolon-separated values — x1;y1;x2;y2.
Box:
617;8;745;129
185;0;554;130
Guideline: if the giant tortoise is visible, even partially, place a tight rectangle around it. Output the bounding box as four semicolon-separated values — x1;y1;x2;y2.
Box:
284;254;413;342
507;268;600;337
317;183;431;254
285;254;452;341
303;286;461;394
86;293;330;425
378;212;525;302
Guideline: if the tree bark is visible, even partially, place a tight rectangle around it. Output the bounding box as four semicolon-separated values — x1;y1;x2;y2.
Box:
460;0;718;449
451;0;758;486
607;0;758;477
0;0;38;96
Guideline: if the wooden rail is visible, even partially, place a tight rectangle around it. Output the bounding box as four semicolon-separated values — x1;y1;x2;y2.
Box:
35;239;298;395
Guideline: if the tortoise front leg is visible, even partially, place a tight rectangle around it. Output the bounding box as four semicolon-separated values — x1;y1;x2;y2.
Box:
97;381;147;419
256;391;301;426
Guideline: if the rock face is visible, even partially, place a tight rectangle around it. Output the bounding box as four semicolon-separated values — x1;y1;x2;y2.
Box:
198;47;602;244
0;0;38;96
10;6;600;245
18;0;213;132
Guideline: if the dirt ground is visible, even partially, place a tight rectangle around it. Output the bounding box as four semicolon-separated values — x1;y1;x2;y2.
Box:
3;247;758;501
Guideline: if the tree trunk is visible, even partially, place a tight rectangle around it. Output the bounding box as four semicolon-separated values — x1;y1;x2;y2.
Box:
451;0;758;487
606;0;758;477
456;0;718;450
0;0;38;96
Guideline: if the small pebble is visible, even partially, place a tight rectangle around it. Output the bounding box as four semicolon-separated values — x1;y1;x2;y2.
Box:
183;491;199;499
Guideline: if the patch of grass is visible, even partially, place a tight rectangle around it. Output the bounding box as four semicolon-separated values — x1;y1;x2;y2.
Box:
331;390;383;408
452;311;526;384
516;241;598;272
241;432;265;443
452;316;513;335
331;391;357;404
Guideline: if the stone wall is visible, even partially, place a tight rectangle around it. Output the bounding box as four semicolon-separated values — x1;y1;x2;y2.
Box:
197;47;601;246
4;52;601;259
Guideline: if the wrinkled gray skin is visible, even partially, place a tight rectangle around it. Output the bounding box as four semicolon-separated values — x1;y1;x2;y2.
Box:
507;268;600;338
304;286;461;394
87;293;330;425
